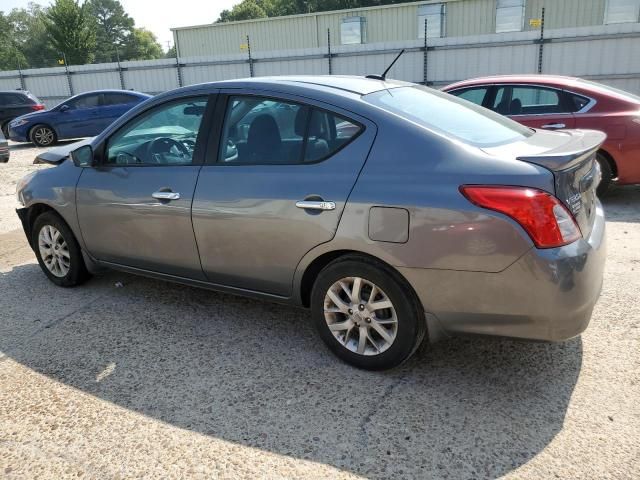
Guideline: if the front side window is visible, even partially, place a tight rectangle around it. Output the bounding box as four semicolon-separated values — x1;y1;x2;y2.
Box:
219;96;361;164
605;0;640;24
341;16;366;44
496;0;526;33
450;87;489;106
418;4;446;39
364;86;532;148
69;94;101;109
105;97;207;166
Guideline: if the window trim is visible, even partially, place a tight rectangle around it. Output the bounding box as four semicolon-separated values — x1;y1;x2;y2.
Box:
604;0;640;25
448;83;597;116
210;92;365;167
98;94;214;168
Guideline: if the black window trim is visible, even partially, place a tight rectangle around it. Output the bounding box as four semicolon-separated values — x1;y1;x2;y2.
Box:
208;92;365;167
95;93;216;168
450;83;598;116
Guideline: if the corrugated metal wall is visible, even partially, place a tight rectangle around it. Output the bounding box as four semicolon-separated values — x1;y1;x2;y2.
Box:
1;22;639;108
172;0;618;58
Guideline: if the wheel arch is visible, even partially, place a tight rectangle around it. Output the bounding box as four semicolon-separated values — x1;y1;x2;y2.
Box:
297;249;424;312
598;148;618;179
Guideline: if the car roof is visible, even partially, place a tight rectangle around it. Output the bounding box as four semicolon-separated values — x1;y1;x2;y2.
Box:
72;89;150;96
0;90;32;95
192;75;412;96
443;74;584;91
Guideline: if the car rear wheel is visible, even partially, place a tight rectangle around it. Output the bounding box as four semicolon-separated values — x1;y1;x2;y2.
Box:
32;211;90;287
311;255;426;370
1;122;8;139
596;152;613;197
30;124;57;147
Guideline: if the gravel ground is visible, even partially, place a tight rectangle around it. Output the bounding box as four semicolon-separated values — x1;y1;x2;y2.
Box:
0;143;638;479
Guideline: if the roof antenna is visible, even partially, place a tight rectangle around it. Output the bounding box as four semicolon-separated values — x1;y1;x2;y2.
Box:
366;49;405;81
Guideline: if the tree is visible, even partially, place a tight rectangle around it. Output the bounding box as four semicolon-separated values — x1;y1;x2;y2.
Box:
43;0;96;65
217;0;268;22
7;3;58;68
87;0;134;63
122;28;163;61
0;13;28;71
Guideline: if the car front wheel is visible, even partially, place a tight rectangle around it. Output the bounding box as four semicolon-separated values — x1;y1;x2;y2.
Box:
30;124;57;147
32;211;90;287
311;255;426;370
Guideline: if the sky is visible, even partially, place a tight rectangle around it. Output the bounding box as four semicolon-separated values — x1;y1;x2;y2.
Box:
1;0;238;50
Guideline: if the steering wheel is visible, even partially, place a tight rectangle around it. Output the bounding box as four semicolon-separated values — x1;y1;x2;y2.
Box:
147;137;190;163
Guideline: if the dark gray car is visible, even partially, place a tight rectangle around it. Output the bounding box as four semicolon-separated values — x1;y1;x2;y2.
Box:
0;130;8;162
15;76;606;370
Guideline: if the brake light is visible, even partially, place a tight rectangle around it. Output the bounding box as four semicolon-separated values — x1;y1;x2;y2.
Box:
460;186;582;248
31;104;45;111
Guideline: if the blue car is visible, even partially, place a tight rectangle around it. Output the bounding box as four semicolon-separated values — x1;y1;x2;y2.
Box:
8;90;150;147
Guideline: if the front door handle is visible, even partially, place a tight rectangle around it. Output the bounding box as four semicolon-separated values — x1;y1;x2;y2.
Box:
295;200;336;211
541;123;566;129
152;191;180;201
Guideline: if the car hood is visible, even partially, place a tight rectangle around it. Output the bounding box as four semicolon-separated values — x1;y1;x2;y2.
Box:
34;138;93;165
11;109;49;123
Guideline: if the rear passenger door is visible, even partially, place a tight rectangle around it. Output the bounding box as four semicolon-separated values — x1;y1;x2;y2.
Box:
192;91;376;297
490;85;576;130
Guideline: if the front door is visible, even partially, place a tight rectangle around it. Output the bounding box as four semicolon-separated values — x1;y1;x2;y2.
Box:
56;93;104;139
192;92;376;297
76;95;211;279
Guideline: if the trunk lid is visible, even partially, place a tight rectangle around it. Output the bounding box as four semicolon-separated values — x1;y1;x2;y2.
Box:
484;129;605;239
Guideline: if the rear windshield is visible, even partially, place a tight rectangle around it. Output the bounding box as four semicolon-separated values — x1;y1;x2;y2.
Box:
363;85;533;147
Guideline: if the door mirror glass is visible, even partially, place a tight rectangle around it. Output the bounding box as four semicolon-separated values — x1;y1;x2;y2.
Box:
71;144;94;167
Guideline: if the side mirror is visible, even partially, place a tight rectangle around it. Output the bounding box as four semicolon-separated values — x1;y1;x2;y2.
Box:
70;144;94;167
59;104;70;112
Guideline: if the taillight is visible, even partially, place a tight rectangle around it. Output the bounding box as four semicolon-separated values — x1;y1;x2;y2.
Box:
31;104;45;111
460;185;582;248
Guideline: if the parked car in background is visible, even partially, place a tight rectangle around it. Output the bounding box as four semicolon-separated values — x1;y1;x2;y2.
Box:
0;130;8;163
16;76;605;370
8;90;151;147
0;90;45;139
443;75;640;194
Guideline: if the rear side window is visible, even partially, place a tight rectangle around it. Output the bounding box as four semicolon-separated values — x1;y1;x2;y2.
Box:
492;86;571;115
219;96;361;164
0;93;29;105
364;86;532;148
568;93;591;112
450;87;489;106
103;93;137;105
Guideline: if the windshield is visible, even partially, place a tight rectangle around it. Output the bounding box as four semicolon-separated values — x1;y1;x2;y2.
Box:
364;85;533;147
577;79;640;104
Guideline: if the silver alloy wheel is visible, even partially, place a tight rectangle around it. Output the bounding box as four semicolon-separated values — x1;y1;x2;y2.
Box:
33;127;54;146
38;225;70;278
324;276;398;356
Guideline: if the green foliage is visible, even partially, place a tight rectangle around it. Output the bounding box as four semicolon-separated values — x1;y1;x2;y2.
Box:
122;28;164;61
216;0;420;22
87;0;135;62
43;0;96;65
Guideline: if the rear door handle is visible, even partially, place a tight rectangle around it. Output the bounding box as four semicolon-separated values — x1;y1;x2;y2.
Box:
152;191;180;201
295;200;336;211
541;123;566;129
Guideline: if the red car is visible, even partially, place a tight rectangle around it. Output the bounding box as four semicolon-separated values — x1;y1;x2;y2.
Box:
443;75;640;194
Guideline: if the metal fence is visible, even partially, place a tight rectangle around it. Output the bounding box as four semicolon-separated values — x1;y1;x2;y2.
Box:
1;21;639;108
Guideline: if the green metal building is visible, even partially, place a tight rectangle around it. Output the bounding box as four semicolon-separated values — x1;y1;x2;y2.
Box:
172;0;640;57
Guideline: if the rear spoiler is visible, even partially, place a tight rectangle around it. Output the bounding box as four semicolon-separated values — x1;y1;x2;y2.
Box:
516;130;606;171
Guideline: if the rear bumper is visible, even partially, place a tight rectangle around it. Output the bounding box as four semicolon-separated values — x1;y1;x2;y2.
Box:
400;201;606;342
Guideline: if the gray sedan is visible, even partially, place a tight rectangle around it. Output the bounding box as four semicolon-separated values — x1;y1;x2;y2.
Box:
15;76;606;370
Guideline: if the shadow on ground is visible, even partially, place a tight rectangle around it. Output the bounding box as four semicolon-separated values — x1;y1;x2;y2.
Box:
601;185;640;223
8;139;80;151
0;261;582;478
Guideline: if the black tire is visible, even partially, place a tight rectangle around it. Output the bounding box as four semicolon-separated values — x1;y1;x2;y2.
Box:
310;255;426;370
29;124;57;147
596;152;614;197
32;211;90;287
1;122;8;139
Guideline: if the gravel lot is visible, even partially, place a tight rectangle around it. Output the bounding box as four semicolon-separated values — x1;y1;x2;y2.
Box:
1;143;638;479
